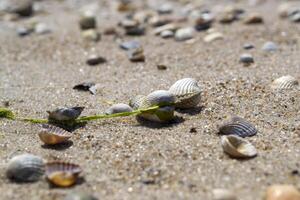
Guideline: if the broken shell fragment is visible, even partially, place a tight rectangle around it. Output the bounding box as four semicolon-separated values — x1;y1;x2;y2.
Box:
38;124;72;145
6;154;45;182
73;82;97;95
45;161;82;187
218;116;257;137
212;188;237;200
221;135;257;158
47;107;84;121
271;75;299;90
169;78;202;108
105;103;133;115
265;185;300;200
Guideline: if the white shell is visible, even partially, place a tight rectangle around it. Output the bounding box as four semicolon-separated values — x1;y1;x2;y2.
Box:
6;154;45;182
221;135;257;158
144;90;175;107
175;27;194;41
169;78;202;108
271;75;299;90
105;103;133;114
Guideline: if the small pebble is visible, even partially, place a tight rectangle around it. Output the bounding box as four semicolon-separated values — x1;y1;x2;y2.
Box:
262;41;278;52
81;29;100;42
86;55;107;66
243;43;254;50
153;23;178;35
0;0;34;17
160;30;174;38
157;3;173;15
290;12;300;22
79;11;97;30
16;26;32;37
244;13;264;24
239;53;254;64
204;32;224;43
127;48;145;62
157;64;167;70
125;26;145;36
194;13;214;31
120;40;141;50
175;27;194;41
34;23;51;35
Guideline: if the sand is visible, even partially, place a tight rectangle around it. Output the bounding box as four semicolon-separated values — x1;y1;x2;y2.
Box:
0;0;300;199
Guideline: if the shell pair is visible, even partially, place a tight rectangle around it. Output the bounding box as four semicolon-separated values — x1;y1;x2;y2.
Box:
130;90;175;123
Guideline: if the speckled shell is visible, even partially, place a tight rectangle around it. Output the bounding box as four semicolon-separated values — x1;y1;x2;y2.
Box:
271;75;299;90
221;135;257;158
169;78;202;108
105;103;133;115
38;124;72;145
47;107;84;121
218;116;257;137
6;154;45;182
45;161;82;187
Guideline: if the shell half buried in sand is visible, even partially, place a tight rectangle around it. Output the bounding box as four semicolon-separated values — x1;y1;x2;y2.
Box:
38;124;72;145
221;135;257;158
105;103;133;115
169;78;202;108
218;116;257;137
271;75;299;90
45;161;82;187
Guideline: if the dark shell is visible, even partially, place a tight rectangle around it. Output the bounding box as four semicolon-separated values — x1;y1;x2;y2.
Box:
73;82;96;95
47;107;84;121
6;154;45;182
218;116;257;137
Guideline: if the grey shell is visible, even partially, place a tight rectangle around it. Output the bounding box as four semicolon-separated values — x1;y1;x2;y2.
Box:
47;107;84;121
218;116;257;137
271;75;299;90
143;90;175;107
6;154;45;182
169;78;202;108
105;103;133;114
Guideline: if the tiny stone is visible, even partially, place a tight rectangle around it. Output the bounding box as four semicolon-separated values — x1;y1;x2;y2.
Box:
127;48;145;62
153;23;178;35
79;11;97;30
262;41;278;52
81;29;100;42
194;13;214;31
239;53;254;64
243;43;254;50
290;12;300;22
120;40;141;50
157;64;167;70
125;26;145;36
16;26;32;37
175;27;194;41
86;55;107;66
34;23;51;35
157;3;173;15
0;0;34;17
244;13;264;24
103;26;117;35
190;127;197;133
160;30;174;38
204;32;224;43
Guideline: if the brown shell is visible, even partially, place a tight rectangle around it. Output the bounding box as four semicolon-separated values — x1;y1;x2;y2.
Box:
45;161;82;187
38;124;72;145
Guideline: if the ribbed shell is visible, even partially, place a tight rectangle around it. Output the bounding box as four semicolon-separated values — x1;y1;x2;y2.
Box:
38;124;72;145
6;154;45;182
143;90;175;107
218;116;257;137
45;161;82;187
169;78;202;108
221;135;257;158
271;75;299;90
129;95;146;110
47;107;84;121
105;103;133;115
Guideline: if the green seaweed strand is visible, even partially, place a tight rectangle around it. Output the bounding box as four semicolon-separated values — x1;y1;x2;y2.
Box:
0;108;15;119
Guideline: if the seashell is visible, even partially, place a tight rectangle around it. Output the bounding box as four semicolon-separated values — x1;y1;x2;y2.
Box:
120;40;141;51
47;107;84;121
243;13;264;24
212;188;237;200
45;161;82;187
6;154;45;182
204;32;224;43
262;41;277;52
265;185;300;200
86;55;107;66
105;103;133;115
239;53;254;65
127;47;145;62
169;78;202;108
175;27;194;41
218;116;257;137
38;124;72;145
160;30;174;38
64;192;98;200
143;90;175;108
129;95;146;110
81;29;100;42
79;10;97;30
73;82;97;95
221;135;257;158
271;75;299;90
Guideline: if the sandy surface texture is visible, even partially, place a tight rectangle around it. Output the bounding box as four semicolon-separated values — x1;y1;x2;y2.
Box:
0;0;300;199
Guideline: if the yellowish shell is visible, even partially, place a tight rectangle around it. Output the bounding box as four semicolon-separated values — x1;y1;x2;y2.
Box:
38;124;72;145
265;185;300;200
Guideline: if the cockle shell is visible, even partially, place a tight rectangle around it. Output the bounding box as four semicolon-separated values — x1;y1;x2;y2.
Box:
271;75;299;90
169;78;202;108
265;185;300;200
38;124;72;145
105;103;133;115
6;154;45;182
130;90;175;123
218;116;257;137
47;107;84;121
221;135;257;158
45;161;82;187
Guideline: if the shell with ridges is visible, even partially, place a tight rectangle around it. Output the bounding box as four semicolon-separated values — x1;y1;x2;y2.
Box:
129;95;146;110
169;78;202;108
271;75;299;90
105;103;133;115
47;107;84;121
38;124;72;145
6;154;45;182
221;135;257;158
218;116;257;137
45;161;82;187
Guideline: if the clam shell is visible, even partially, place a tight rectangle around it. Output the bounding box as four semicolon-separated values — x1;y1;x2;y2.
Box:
45;161;82;187
169;78;202;108
38;124;72;145
271;75;299;90
47;107;84;121
218;116;257;137
265;185;300;200
221;135;257;158
105;103;133;115
129;95;146;110
6;154;45;182
143;90;175;107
